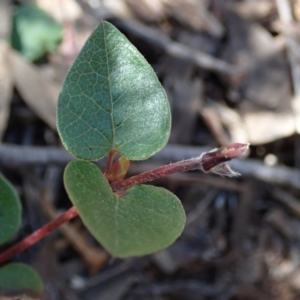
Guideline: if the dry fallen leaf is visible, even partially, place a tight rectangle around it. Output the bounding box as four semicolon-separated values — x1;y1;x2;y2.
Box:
0;0;11;39
242;110;295;145
221;10;293;144
0;43;13;141
9;49;60;130
125;0;166;22
36;0;82;22
103;0;136;20
163;0;224;36
0;1;13;140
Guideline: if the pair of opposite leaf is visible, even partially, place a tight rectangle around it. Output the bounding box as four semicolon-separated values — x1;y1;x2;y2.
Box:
0;20;180;298
58;21;186;258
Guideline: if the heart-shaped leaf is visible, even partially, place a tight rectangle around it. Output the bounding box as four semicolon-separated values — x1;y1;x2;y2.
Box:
64;160;185;257
57;21;171;161
0;263;43;299
0;173;21;245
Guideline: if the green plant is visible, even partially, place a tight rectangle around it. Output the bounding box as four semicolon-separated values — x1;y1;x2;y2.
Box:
0;21;247;297
0;173;43;298
58;21;184;257
10;4;63;61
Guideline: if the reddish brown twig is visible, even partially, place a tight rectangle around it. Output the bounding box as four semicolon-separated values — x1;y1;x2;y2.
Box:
0;207;78;265
0;143;248;265
111;143;249;191
104;149;118;177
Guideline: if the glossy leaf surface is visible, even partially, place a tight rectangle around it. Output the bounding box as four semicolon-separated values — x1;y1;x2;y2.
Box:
57;21;171;161
0;173;21;245
64;160;185;257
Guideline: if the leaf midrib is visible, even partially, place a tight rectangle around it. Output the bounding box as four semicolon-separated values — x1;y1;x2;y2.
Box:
103;22;115;150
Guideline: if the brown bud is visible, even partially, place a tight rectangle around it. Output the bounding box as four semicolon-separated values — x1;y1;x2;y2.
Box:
200;143;249;176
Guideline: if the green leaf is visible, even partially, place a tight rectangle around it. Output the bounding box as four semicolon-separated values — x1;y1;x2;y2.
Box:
0;263;43;298
0;173;21;245
64;160;185;257
57;21;171;161
11;4;63;61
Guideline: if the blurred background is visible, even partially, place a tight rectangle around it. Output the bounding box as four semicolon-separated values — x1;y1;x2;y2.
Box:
1;0;300;299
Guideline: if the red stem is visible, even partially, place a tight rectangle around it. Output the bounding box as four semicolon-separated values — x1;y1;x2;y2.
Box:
0;143;248;265
111;158;201;191
0;206;78;265
111;143;249;191
104;149;117;176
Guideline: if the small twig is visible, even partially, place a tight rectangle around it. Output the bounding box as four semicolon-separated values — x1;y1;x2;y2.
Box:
276;0;300;171
153;146;300;191
271;188;300;218
200;106;231;145
43;190;108;275
0;206;78;265
129;166;244;192
0;143;247;264
277;0;300;94
0;144;75;167
111;143;248;191
185;189;218;227
79;3;235;75
104;149;118;177
113;19;241;77
1;144;300;189
75;261;132;291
